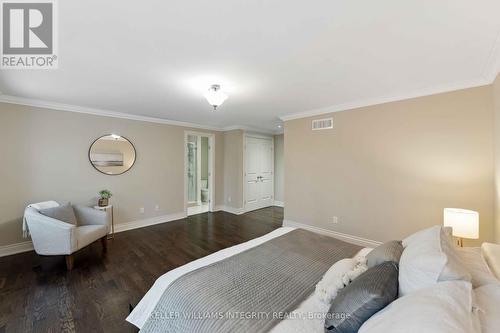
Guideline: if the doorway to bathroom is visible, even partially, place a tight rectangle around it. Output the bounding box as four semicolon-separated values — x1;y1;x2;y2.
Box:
184;131;214;216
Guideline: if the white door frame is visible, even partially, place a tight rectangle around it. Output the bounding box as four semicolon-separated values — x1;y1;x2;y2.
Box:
184;131;215;216
243;133;274;212
196;135;202;205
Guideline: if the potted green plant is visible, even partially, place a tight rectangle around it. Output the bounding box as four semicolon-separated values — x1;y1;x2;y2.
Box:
98;189;112;207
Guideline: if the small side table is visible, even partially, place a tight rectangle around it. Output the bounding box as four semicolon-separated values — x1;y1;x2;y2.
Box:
94;205;114;239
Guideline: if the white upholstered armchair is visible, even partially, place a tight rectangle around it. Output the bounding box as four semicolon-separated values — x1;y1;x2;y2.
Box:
23;201;110;270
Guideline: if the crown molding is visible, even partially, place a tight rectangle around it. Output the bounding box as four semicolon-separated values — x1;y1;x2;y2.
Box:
222;125;252;131
0;94;225;131
1;72;496;132
0;94;275;134
280;76;491;122
222;125;278;135
280;31;500;123
482;28;500;83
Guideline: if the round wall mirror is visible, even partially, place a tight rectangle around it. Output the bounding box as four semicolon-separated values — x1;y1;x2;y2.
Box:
89;134;136;175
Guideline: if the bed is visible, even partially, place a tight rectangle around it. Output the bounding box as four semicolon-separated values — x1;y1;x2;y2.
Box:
127;226;500;333
127;227;301;329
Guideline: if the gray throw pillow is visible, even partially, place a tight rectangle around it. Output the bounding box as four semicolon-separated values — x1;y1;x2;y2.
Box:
39;202;78;226
324;261;399;333
366;240;403;268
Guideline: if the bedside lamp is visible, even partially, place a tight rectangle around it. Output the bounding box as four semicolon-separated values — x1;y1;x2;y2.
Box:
443;208;479;247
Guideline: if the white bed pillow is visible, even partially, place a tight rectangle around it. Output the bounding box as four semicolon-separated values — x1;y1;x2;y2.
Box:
439;229;471;281
457;247;498;288
474;283;500;333
402;225;441;248
482;243;500;279
359;280;479;333
399;226;470;296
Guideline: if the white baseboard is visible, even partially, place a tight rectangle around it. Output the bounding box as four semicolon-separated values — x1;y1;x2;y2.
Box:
283;219;382;248
214;205;223;212
1;206;274;257
273;201;284;207
0;241;34;257
214;205;245;215
114;212;187;233
187;205;209;216
0;212;187;257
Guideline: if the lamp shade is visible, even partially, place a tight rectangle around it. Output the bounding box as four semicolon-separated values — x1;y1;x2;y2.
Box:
443;208;479;239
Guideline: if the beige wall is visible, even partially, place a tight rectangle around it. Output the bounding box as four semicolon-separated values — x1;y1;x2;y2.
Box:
0;103;225;247
223;130;244;209
274;135;284;203
3;81;498;248
285;86;494;246
494;74;500;243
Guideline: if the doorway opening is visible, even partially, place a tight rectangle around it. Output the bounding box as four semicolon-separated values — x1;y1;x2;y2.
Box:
185;132;214;216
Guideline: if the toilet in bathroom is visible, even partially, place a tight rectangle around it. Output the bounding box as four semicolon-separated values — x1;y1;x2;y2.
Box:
201;179;209;203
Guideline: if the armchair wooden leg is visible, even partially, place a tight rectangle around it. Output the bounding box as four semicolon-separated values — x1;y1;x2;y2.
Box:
65;255;74;271
100;236;107;253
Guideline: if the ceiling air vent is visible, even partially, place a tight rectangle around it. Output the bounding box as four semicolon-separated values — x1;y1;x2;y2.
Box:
312;118;333;130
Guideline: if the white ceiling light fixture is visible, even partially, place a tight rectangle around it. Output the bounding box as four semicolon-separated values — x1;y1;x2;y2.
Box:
204;84;228;110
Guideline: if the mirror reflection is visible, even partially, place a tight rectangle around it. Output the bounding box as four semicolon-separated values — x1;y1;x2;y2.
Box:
89;134;136;175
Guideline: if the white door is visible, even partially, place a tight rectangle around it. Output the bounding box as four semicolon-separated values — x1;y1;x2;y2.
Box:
245;137;274;212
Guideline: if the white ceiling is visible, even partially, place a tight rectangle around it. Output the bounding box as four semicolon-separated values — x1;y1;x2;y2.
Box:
1;0;500;133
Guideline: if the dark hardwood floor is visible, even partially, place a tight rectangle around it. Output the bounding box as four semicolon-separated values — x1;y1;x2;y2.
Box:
0;207;283;333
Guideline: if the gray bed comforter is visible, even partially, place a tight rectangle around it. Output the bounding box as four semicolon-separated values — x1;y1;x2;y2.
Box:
140;228;361;333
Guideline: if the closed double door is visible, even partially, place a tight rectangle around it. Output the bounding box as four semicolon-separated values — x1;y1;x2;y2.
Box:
245;136;274;212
